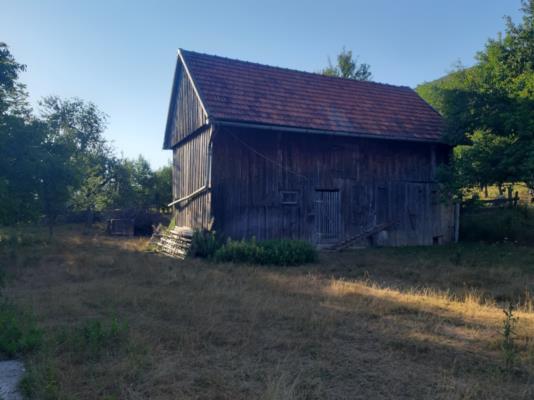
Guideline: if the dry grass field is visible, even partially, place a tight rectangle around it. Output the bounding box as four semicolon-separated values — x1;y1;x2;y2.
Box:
2;224;534;399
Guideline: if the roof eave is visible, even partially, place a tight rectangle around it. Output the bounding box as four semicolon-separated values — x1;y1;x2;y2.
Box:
177;49;210;117
163;49;211;150
162;55;181;150
212;119;447;145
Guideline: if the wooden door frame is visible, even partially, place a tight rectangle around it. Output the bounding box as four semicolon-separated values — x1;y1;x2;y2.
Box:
314;189;341;244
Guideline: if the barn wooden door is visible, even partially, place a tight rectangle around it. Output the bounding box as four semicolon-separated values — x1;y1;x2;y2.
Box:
314;190;341;243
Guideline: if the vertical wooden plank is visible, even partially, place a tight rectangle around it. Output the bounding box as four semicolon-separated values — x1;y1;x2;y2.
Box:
208;126;454;245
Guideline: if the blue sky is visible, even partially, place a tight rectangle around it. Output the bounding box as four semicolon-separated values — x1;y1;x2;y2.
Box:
1;0;523;168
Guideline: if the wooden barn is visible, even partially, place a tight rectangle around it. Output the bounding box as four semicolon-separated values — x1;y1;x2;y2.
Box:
163;49;458;247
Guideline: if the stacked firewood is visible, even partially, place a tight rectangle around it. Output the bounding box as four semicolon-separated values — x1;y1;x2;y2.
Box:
150;226;193;259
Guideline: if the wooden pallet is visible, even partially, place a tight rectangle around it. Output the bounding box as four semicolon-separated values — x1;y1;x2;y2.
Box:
150;226;193;259
327;222;394;251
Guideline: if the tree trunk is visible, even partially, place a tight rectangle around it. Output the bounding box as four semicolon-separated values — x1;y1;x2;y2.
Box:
507;185;513;201
85;207;94;229
84;207;94;235
44;204;55;239
48;221;54;239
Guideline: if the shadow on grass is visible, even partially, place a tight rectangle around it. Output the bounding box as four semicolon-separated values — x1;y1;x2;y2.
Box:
1;225;534;399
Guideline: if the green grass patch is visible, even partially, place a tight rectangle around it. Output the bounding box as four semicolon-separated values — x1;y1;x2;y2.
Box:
55;318;129;362
19;317;130;399
0;301;43;359
19;359;61;400
460;206;534;244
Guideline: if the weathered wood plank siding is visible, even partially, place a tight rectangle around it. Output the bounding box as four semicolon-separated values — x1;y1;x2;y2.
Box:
172;126;212;229
211;127;454;246
167;60;212;229
168;63;207;148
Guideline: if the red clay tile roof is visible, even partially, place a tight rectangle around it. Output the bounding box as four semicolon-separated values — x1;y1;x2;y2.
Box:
179;49;444;142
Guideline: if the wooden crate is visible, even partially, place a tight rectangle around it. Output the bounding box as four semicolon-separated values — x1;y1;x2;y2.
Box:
108;219;135;237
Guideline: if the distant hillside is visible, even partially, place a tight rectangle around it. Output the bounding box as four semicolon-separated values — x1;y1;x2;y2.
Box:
415;67;473;116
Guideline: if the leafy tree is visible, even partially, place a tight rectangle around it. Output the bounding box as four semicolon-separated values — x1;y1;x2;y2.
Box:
111;157;172;211
112;156;153;209
129;156;154;209
0;43;39;224
0;42;172;232
39;96;115;228
322;47;372;81
0;42;30;117
0;117;42;224
40;96;109;155
35;122;76;237
417;0;534;195
152;163;172;211
0;102;74;234
0;43;22;90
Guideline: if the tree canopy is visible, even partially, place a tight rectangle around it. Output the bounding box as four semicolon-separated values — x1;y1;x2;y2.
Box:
0;43;172;232
321;48;372;81
417;0;534;195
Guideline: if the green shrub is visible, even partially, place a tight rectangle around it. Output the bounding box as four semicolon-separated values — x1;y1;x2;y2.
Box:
188;229;318;266
0;301;43;358
189;229;221;258
460;206;534;243
213;237;264;264
260;239;318;265
214;238;317;266
0;262;5;294
56;317;129;361
19;361;60;400
0;232;47;249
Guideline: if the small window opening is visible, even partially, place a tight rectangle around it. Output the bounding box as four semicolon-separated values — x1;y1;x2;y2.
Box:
280;190;298;205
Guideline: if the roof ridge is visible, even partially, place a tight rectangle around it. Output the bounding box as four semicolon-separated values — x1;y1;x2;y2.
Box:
178;48;414;92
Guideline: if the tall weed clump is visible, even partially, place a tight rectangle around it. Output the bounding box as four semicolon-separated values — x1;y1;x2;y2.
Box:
0;302;43;358
56;318;129;362
0;234;43;358
188;230;222;258
501;304;519;373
